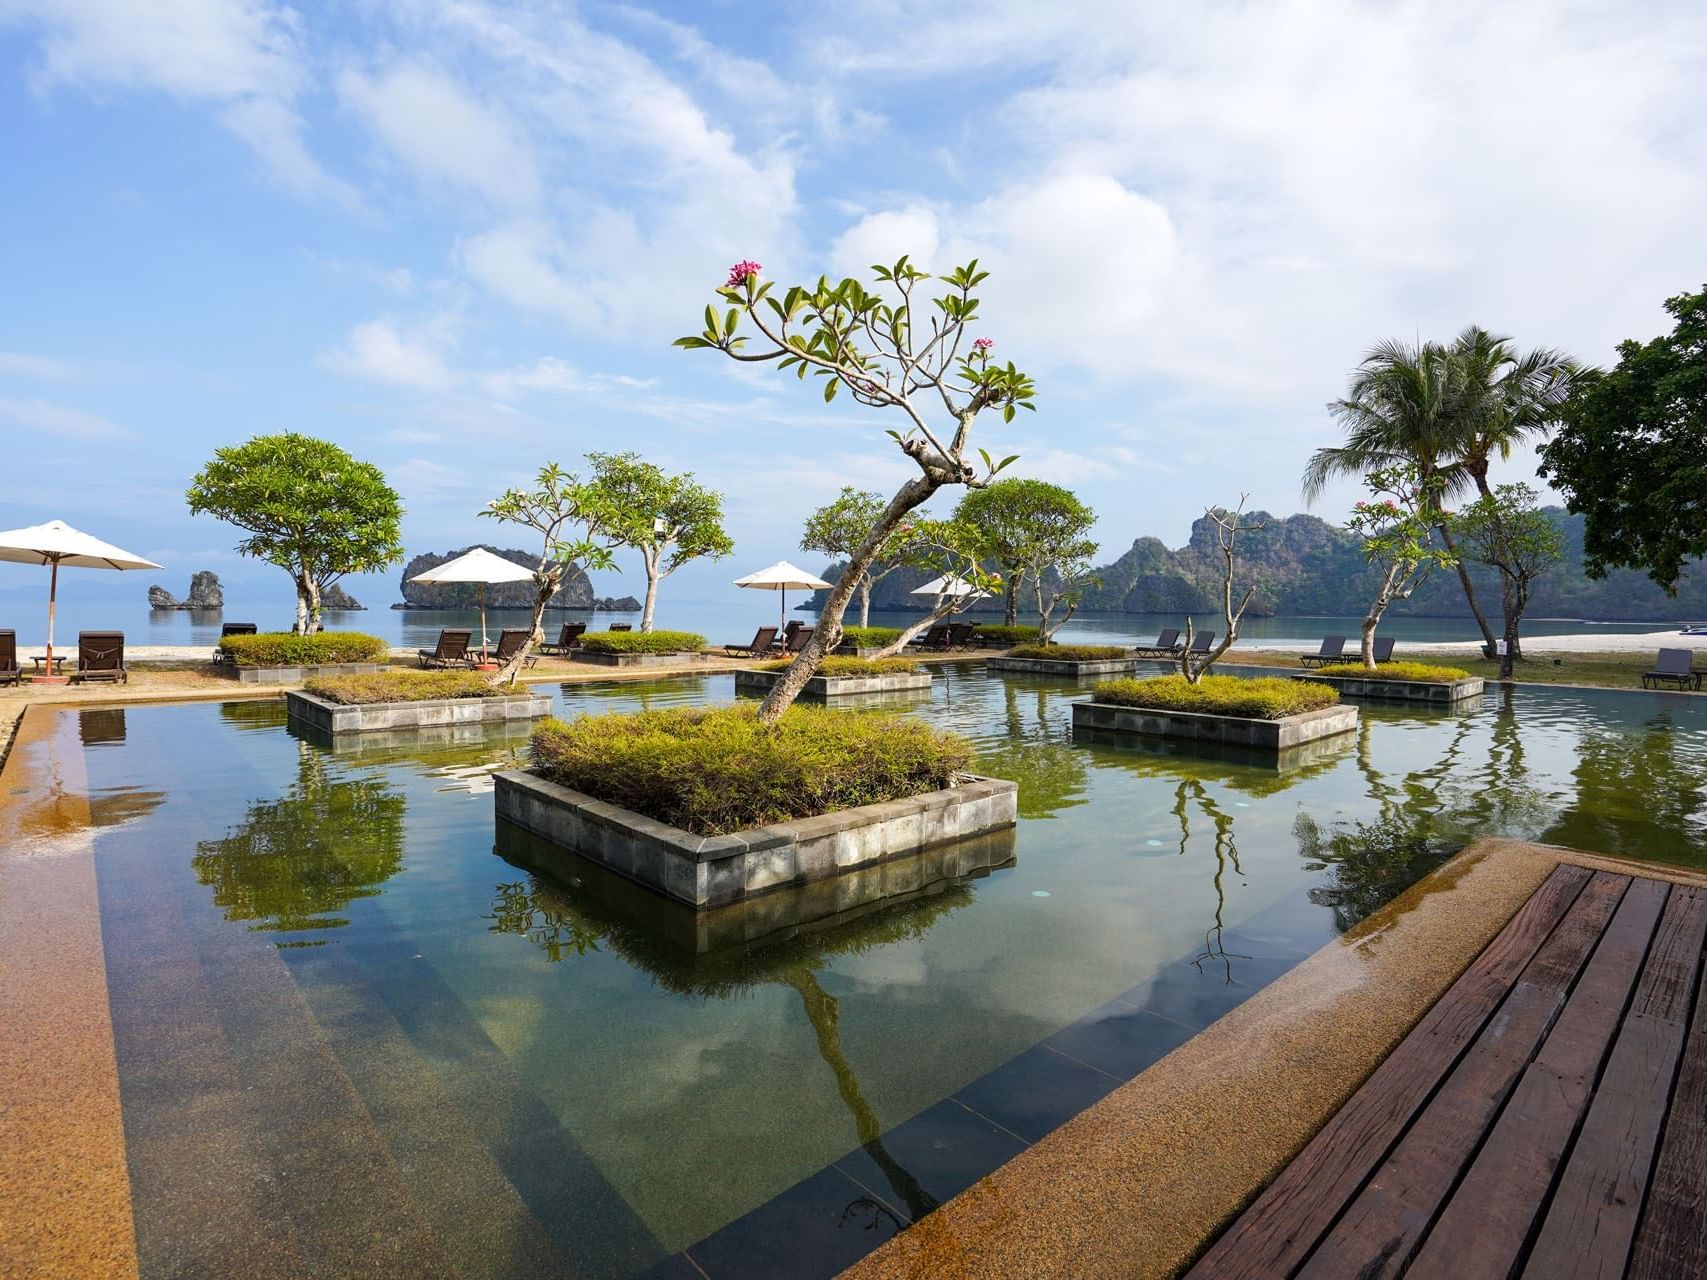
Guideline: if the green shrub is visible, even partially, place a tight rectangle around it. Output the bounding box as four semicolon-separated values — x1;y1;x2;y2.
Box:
972;624;1043;645
218;631;389;667
759;656;921;676
1312;661;1471;682
303;670;502;705
1091;674;1339;719
838;626;903;647
577;629;707;654
529;705;974;835
1007;644;1128;661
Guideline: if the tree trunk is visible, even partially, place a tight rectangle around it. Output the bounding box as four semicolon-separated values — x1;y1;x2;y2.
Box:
759;475;939;722
873;597;963;657
293;578;311;635
1360;611;1380;670
304;578;323;634
1039;599;1077;644
640;548;660;633
1003;573;1020;627
1360;563;1403;669
858;577;871;629
494;567;561;686
1437;523;1496;650
1033;577;1051;642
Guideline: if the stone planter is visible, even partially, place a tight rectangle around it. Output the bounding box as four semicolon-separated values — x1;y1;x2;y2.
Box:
1290;672;1485;704
286;688;550;735
289;716;536;757
1075;722;1356;778
224;661;386;685
832;644;891;658
987;656;1139;678
569;650;705;668
733;668;933;698
492;769;1018;909
1071;699;1358;750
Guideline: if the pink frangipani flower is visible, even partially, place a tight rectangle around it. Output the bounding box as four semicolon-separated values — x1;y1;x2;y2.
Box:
972;337;995;351
726;260;762;287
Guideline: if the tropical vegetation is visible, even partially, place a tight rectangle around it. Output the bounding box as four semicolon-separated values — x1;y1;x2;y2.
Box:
585;452;733;633
760;656;921;676
577;629;706;654
302;670;503;704
1312;661;1471;682
802;489;924;628
954;478;1098;636
217;631;389;668
1091;674;1339;719
1006;644;1127;661
1452;484;1564;677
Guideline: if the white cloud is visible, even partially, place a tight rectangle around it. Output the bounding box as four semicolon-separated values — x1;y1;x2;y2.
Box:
323;315;458;390
0;351;79;379
0;397;127;438
482;356;654;399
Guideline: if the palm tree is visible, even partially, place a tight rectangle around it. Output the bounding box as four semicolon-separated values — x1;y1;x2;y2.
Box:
1445;325;1579;498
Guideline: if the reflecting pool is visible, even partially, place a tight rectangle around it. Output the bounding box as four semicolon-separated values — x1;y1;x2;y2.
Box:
72;668;1706;1279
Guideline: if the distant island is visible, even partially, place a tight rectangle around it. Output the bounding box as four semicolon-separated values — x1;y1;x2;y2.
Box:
393;546;594;610
148;570;224;611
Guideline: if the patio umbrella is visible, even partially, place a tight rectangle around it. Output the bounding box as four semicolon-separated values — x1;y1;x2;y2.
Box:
0;519;162;683
733;559;832;632
409;547;536;662
910;574;988;600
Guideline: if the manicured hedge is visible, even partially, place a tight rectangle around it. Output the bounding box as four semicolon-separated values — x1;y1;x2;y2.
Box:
1091;674;1339;719
760;656;920;676
972;624;1043;645
1312;661;1471;682
577;629;706;654
1006;644;1127;661
839;626;904;647
303;670;503;705
529;705;973;835
218;631;390;667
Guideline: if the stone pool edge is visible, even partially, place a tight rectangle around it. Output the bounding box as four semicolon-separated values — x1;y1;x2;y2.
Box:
836;837;1707;1280
284;687;550;734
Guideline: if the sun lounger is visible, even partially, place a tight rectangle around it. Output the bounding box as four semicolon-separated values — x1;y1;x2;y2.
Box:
947;622;978;650
724;626;779;658
608;623;633;632
782;625;815;654
910;624;954;652
74;631;127;684
1642;647;1702;691
418;628;473;668
538;623;586;655
1373;637;1396;663
1299;635;1347;667
1185;631;1215;655
487;629;538;669
212;622;257;667
0;630;19;687
1132;628;1182;658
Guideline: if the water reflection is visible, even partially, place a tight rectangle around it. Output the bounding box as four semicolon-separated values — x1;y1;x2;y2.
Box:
1080;728;1353;798
1167;778;1250;983
78;708;127;746
1295;811;1460;932
975;682;1090;819
1543;717;1707;853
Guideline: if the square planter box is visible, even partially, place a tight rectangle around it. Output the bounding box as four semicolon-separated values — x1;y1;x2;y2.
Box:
832;644;892;658
987;655;1139;678
1290;672;1485;704
570;650;705;668
1073;720;1356;780
224;661;387;685
492;769;1018;909
733;668;933;698
1071;698;1358;750
286;688;550;734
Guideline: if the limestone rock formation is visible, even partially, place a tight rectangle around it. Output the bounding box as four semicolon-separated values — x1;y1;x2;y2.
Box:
147;584;179;609
321;584;363;610
149;571;224;610
593;595;643;611
396;546;594;610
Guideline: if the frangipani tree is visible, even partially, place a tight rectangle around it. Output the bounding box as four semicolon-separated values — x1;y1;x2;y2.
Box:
1346;465;1456;669
1179;499;1264;683
1452;484;1562;678
678;257;1035;720
801;487;921;627
585;452;733;632
953;480;1100;642
870;518;1003;657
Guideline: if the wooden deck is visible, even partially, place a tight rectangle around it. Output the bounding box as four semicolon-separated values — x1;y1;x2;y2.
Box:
1188;863;1706;1280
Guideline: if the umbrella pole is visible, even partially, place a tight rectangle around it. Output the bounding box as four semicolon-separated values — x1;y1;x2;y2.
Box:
46;557;57;672
479;583;489;661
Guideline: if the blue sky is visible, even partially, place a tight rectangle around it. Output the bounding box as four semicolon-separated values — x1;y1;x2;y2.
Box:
2;0;1704;607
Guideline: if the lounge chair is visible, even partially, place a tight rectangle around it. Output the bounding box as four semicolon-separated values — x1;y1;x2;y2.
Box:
418;628;473;668
74;631;127;684
724;626;779;658
0;630;19;687
1372;637;1396;664
782;625;815;654
1132;628;1182;659
487;629;538;669
1642;648;1702;691
1299;635;1347;668
538;622;586;655
212;622;257;667
609;623;633;632
1185;631;1216;656
910;624;953;652
948;622;978;650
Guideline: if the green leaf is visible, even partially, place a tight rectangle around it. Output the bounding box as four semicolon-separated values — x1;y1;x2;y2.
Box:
704;304;722;340
824;378;839;402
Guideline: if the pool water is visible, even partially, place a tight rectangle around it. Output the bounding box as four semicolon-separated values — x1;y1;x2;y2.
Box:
73;669;1707;1279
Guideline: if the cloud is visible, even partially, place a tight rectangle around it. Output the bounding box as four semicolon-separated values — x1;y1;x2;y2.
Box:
0;397;127;438
323;315;458;390
0;351;80;380
481;357;654;399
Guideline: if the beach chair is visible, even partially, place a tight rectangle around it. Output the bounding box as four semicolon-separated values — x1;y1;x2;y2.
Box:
609;623;633;632
212;622;257;667
724;626;779;658
538;622;586;655
418;629;473;668
1642;648;1702;691
1132;628;1182;658
947;622;978;650
487;629;538;669
782;625;815;654
910;624;953;652
1185;631;1216;656
0;630;19;687
74;632;127;684
1372;637;1396;664
1299;635;1346;668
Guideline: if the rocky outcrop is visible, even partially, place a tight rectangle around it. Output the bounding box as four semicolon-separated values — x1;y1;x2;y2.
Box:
148;571;224;610
396;546;594;610
321;584;363;610
148;585;177;609
593;595;643;611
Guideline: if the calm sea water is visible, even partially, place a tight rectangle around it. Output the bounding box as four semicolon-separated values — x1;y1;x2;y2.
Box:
66;667;1707;1277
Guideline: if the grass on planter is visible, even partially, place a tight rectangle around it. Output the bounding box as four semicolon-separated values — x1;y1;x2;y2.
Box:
1091;674;1339;719
576;629;707;655
529;704;973;835
758;656;921;676
303;670;503;705
839;626;903;647
218;631;389;667
1006;644;1129;661
1312;661;1472;682
973;624;1044;646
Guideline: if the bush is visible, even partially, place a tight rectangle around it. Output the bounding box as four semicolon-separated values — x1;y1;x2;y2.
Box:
219;631;389;668
577;629;706;654
1007;644;1128;661
972;624;1043;645
760;656;921;675
303;670;503;705
838;626;903;647
1312;661;1471;682
529;705;974;835
1091;674;1339;719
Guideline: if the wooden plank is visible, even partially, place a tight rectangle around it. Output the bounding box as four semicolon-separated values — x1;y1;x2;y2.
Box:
1184;863;1595;1280
1406;877;1674;1280
1630;933;1707;1280
1297;871;1641;1280
1522;884;1707;1280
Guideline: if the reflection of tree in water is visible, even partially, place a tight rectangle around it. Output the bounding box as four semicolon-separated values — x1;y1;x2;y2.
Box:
1295;811;1460;932
219;699;289;732
193;741;407;937
975;682;1090;819
1542;717;1707;863
1167;778;1249;983
485;865;974;1221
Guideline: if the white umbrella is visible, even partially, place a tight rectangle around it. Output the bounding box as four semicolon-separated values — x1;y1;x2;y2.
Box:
410;547;536;661
911;574;989;599
733;559;832;632
0;519;162;682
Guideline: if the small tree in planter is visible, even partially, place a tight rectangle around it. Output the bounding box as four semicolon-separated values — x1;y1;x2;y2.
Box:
481;464;619;683
1346;466;1456;669
954;478;1091;627
1179;499;1265;683
585;452;733;632
1452;484;1563;679
801;487;923;627
677;257;1035;721
872;518;1003;657
187;433;404;634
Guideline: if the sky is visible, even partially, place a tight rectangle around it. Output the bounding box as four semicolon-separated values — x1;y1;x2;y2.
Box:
1;0;1703;607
